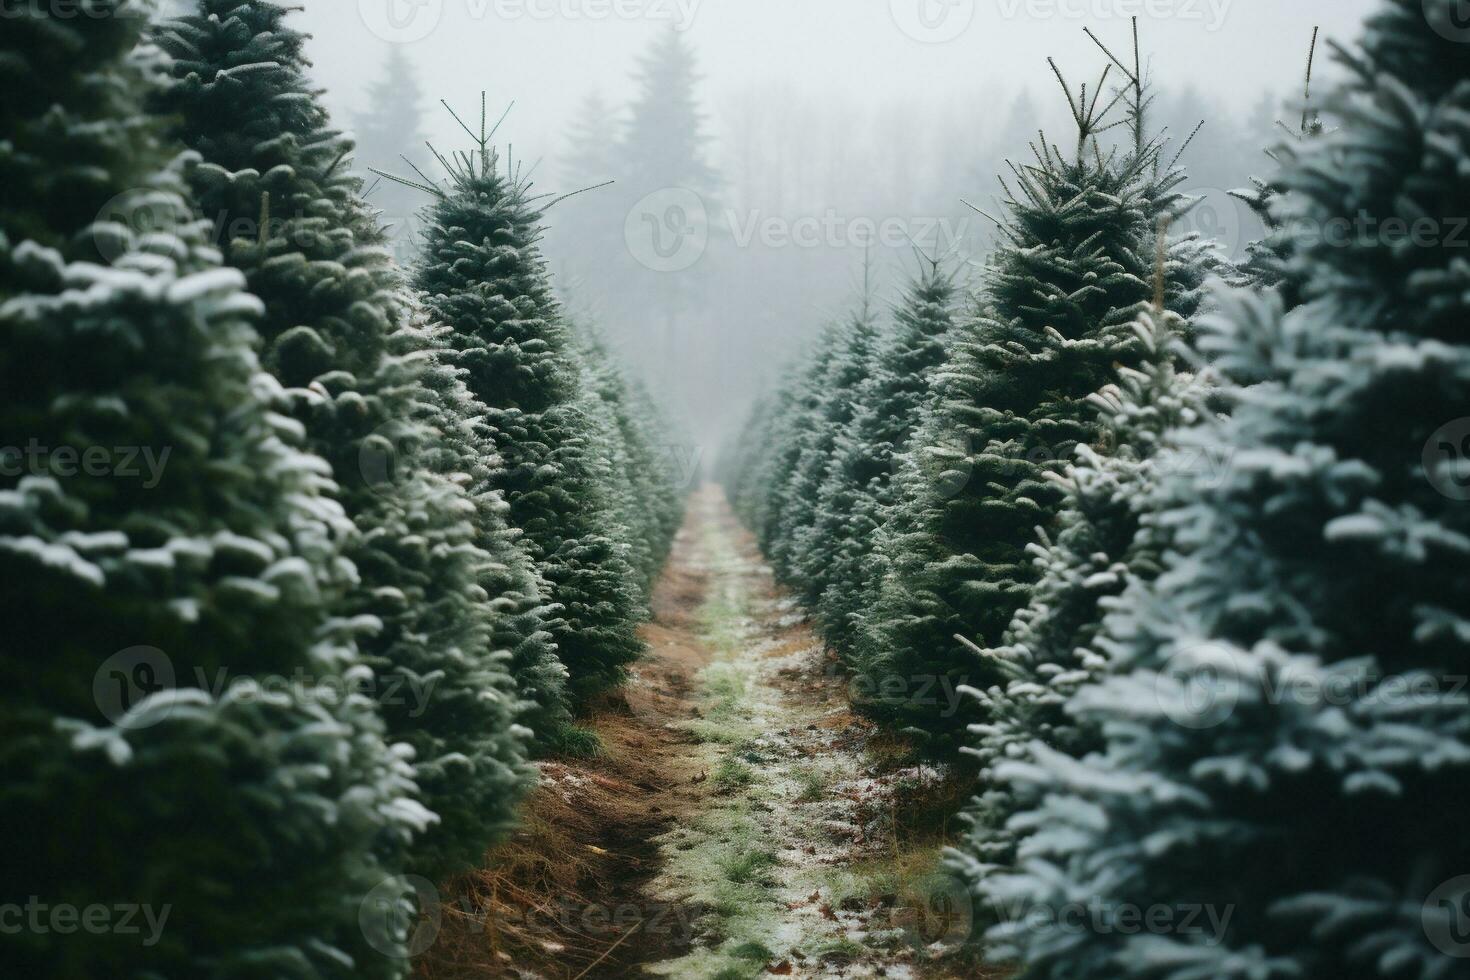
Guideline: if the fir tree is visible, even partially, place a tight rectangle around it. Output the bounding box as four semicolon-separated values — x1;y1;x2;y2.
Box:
153;0;541;882
406;99;646;708
756;319;849;581
780;298;881;601
621;31;717;197
572;322;684;593
951;298;1207;906
981;3;1470;976
809;262;959;657
1233;27;1324;306
354;44;429;265
855;56;1208;754
0;3;423;974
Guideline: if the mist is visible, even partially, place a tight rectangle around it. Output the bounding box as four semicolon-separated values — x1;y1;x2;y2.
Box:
291;0;1377;455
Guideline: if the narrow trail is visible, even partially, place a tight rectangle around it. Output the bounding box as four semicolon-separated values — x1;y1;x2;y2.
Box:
424;486;981;980
609;487;977;979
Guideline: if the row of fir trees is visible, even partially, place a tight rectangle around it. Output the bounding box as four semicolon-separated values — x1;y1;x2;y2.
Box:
0;1;684;975
725;1;1470;977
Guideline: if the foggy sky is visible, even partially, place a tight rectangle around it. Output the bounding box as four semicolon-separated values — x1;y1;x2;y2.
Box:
285;0;1382;449
301;0;1376;169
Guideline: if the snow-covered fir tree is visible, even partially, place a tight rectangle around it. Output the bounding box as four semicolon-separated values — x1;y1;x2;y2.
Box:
1233;29;1325;306
740;323;841;565
951;298;1208;911
572;322;684;593
980;2;1470;976
0;3;424;974
780;299;881;603
809;262;960;657
153;0;541;882
409;101;647;708
852;62;1210;755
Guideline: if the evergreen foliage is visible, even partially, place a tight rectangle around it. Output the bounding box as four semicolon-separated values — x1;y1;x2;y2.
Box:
853;102;1196;752
809;264;959;656
408;102;651;708
0;2;424;973
153;0;541;882
977;3;1470;975
778;300;881;601
951;301;1207;898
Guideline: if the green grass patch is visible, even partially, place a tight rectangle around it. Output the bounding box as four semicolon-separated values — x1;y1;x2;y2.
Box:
793;764;829;801
719;847;779;885
712;756;756;791
543;724;603;759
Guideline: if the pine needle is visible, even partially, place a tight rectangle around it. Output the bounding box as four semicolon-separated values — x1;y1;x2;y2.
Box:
1167;120;1206;170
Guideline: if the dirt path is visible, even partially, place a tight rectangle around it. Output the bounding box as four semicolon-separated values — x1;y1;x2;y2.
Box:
420;486;982;980
626;487;981;980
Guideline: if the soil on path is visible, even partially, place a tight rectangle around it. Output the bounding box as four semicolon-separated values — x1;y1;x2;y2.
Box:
418;487;989;980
